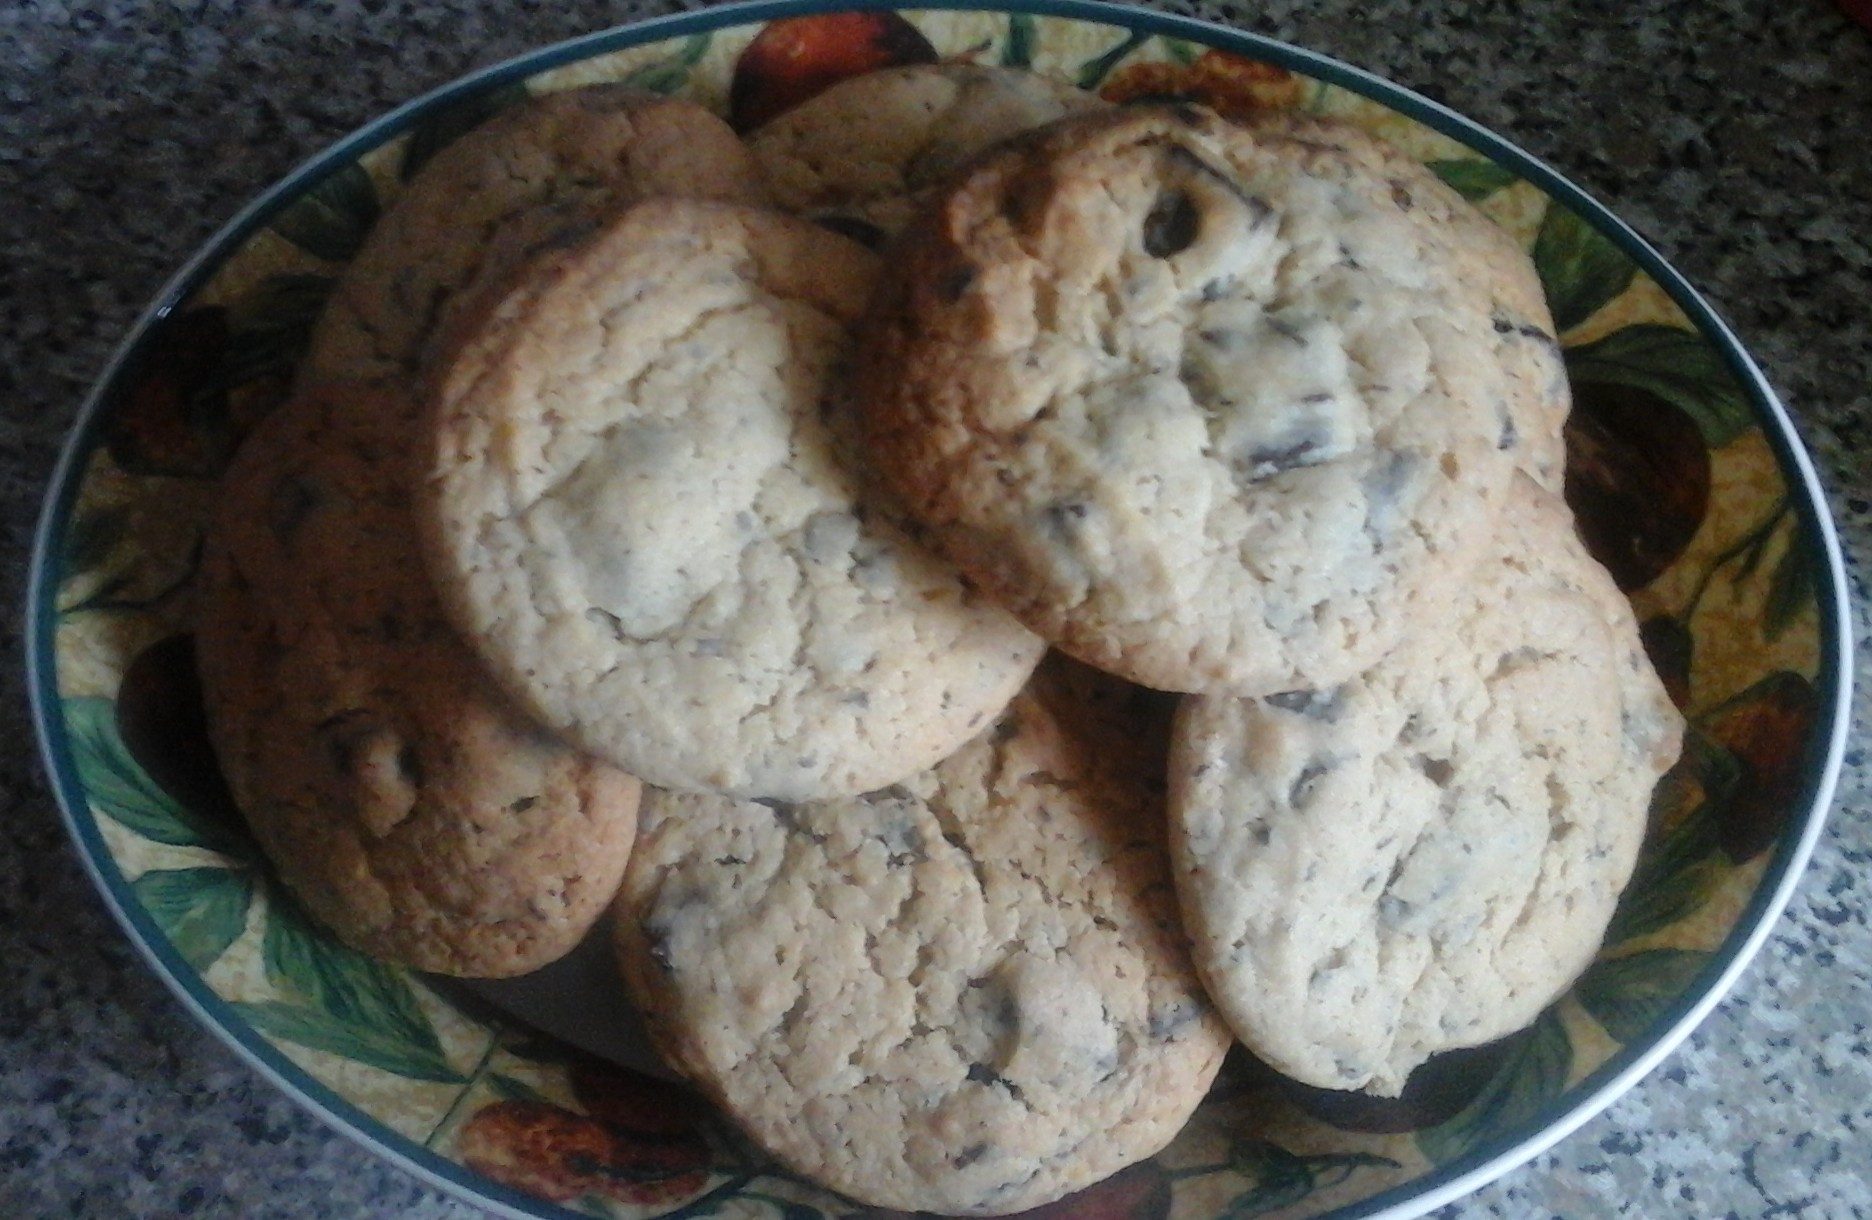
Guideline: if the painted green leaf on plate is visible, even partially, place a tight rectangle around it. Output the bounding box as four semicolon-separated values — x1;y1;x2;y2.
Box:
1604;731;1737;944
1764;529;1816;639
233;999;465;1083
220;273;336;386
64;696;241;853
1534;201;1636;331
1003;13;1037;67
131;866;255;972
270;162;380;263
1563;323;1756;448
1415;1010;1571;1165
62;503;132;580
774;1203;825;1220
401;83;531;179
1223;1138;1399;1215
488;1072;554;1105
257;887;462;1081
1161;36;1203;66
1426;158;1518;203
1700;670;1820;863
1077;29;1151;89
1575;948;1712;1043
620;32;712;95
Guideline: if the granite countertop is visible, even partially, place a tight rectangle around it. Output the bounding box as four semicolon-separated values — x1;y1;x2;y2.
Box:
4;0;1869;1216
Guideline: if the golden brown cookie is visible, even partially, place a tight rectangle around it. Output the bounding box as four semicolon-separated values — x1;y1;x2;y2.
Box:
421;198;1043;801
196;382;641;977
613;656;1229;1214
1169;475;1683;1095
300;84;766;387
857;105;1556;696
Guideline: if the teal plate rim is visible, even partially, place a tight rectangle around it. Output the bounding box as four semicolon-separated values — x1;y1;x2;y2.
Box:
25;2;1855;1218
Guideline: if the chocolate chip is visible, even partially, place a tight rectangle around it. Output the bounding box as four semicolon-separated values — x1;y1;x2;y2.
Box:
1264;687;1344;720
585;606;627;641
1362;451;1416;512
1040;500;1093;547
265;475;322;544
644;922;676;975
1148;999;1202;1040
1289;760;1332;809
940;263;977;302
759;799;826;843
1416;755;1455;786
1240;432;1330;481
1266;315;1309;345
315;708;375;770
965;1063;1026;1103
813;214;885;248
395;742;422;789
1142;188;1201;258
952;1142;991;1169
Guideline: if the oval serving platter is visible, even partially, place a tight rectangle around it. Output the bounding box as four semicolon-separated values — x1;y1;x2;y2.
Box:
27;2;1852;1218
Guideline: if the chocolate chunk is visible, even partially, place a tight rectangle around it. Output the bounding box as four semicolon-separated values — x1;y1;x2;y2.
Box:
1263;687;1345;721
814;214;886;248
1142;189;1201;258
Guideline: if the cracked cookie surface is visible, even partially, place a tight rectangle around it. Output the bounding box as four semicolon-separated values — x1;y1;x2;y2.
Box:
612;655;1229;1214
858;105;1550;695
196;383;642;977
1168;475;1683;1096
749;63;1105;245
300;85;766;387
422;199;1044;801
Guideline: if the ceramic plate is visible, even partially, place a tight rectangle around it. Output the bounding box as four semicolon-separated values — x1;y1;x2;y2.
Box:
28;2;1852;1217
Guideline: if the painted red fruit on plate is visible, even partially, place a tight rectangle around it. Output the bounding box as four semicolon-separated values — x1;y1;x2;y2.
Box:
730;12;938;129
1702;671;1819;862
457;1096;712;1206
115;634;241;821
1564;381;1712;592
106;307;236;478
1098;50;1304;118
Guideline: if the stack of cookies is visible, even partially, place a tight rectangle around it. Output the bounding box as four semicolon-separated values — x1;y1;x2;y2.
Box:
195;65;1683;1216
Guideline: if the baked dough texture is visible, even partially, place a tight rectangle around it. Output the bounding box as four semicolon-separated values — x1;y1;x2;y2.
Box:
613;656;1230;1214
859;105;1553;695
422;198;1044;801
196;383;642;977
1168;474;1684;1096
749;63;1105;243
300;85;766;386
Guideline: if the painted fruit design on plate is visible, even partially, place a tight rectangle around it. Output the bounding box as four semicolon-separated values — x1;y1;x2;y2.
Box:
1097;47;1305;116
457;1064;712;1206
729;12;937;129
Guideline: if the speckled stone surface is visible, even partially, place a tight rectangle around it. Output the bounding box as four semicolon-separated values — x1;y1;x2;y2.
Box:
3;0;1869;1216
